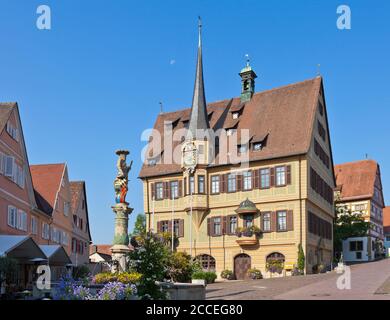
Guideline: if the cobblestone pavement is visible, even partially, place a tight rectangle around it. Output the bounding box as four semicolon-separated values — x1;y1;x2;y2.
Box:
206;259;390;300
276;259;390;300
206;272;336;300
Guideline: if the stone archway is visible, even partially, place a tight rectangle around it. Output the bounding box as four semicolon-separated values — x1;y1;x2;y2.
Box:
234;254;251;280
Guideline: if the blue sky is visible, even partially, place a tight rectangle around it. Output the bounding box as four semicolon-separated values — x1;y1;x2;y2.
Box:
0;0;389;244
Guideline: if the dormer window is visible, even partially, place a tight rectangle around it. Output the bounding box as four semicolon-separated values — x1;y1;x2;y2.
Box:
183;121;189;129
232;112;239;120
253;142;262;151
6;122;18;141
238;144;248;154
148;159;157;167
226;128;234;136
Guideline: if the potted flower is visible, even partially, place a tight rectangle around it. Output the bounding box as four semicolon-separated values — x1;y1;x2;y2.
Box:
236;227;244;238
220;270;234;280
266;259;284;274
247;268;262;280
249;225;262;237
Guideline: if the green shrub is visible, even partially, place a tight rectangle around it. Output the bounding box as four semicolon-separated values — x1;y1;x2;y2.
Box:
166;252;193;283
247;268;263;280
192;271;217;284
72;265;90;281
220;270;234;280
94;272;117;284
117;272;142;284
94;272;142;285
128;233;170;300
0;257;18;293
297;244;305;273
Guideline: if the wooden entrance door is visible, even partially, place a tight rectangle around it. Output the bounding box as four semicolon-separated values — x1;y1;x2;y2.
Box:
234;254;251;280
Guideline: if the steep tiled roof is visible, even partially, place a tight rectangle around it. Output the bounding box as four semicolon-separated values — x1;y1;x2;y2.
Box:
70;181;83;213
334;160;379;201
70;181;92;242
139;77;323;178
384;207;390;230
0;103;16;133
30;164;65;214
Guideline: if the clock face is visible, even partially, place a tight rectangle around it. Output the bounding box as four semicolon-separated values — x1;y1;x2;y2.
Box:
183;142;197;169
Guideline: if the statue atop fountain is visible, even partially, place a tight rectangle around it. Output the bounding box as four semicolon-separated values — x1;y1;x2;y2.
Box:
111;150;133;273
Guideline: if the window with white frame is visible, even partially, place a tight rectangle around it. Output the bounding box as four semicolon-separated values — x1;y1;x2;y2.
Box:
31;216;38;235
17;210;27;231
232;112;239;119
190;176;195;194
42;222;50;240
155;182;163;200
170;181;179;199
7;206;17;228
229;216;237;234
15;164;24;188
263;212;271;232
4;155;14;178
227;174;236;192
0;152;5;175
213;217;222;235
62;231;69;246
276;166;286;186
64;201;70;216
260;168;270;188
211;175;220;194
277;211;287;231
243;171;252;190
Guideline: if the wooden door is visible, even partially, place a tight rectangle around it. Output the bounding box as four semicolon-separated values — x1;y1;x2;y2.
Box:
234;254;251;280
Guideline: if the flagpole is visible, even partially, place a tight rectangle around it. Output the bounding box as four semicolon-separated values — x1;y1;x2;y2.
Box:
190;174;193;257
151;196;155;233
171;193;175;252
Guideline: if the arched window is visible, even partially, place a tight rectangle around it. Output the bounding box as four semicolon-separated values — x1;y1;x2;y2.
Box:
266;252;285;262
266;252;285;274
196;254;216;271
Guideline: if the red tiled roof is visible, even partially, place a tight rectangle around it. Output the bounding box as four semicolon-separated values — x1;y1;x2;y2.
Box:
139;77;323;178
334;160;378;201
384;207;390;229
89;244;133;256
30;164;65;214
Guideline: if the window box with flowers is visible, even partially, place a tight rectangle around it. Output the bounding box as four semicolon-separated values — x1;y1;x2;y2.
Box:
236;226;261;246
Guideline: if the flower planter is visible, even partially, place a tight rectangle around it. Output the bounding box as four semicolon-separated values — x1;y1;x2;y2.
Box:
236;235;258;246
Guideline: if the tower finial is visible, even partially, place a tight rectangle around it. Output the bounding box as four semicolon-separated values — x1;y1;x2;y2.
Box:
317;63;321;76
245;53;250;67
198;16;202;47
186;16;210;141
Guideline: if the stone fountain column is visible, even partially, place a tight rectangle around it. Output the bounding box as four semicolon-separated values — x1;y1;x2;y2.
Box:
111;150;133;273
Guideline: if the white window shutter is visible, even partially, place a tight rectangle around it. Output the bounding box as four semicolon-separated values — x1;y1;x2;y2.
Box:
23;212;27;231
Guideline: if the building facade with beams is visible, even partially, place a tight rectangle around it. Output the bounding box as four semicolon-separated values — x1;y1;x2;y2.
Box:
139;24;336;279
334;160;385;262
0;102;92;290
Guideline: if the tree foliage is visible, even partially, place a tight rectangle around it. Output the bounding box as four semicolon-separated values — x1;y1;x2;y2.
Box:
128;233;169;300
297;244;305;273
0;257;18;293
130;213;146;238
334;206;371;256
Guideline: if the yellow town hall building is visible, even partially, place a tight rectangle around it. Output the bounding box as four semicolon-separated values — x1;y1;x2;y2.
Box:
139;23;336;279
